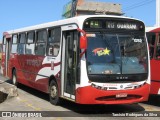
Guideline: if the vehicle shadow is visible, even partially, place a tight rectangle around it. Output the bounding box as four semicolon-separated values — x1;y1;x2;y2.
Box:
4;79;50;102
4;79;145;116
142;95;160;107
60;100;145;115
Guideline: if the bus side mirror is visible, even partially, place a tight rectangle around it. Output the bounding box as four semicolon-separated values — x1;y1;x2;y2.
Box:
77;28;87;49
80;36;87;49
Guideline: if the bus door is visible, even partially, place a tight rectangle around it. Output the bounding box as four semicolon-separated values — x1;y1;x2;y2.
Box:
61;26;78;100
3;35;11;77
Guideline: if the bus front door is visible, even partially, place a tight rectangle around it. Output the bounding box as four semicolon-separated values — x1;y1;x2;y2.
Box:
61;30;78;100
2;36;11;77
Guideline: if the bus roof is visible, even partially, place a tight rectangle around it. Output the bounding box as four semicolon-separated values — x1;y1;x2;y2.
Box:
146;26;160;32
4;15;143;35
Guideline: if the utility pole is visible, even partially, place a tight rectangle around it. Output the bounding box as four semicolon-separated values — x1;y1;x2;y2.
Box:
71;0;77;17
156;0;160;27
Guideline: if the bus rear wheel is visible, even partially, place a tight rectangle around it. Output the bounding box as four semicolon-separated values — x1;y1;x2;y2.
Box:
12;70;18;86
49;80;60;105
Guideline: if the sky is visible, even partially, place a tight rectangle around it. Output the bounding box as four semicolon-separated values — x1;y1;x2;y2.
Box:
0;0;156;41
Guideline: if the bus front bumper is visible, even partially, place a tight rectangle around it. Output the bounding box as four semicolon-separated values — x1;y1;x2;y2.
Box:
76;83;150;104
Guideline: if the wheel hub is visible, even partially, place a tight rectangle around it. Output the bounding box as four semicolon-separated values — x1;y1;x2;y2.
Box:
13;75;16;85
50;86;57;98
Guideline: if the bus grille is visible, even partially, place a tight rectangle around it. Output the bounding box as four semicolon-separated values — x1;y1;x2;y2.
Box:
95;95;142;101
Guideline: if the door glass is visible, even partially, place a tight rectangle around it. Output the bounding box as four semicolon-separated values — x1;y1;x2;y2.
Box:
156;34;160;59
5;38;12;76
147;34;156;59
64;31;78;95
64;35;74;94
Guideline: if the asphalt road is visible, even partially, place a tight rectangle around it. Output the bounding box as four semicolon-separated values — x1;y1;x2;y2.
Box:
0;75;160;120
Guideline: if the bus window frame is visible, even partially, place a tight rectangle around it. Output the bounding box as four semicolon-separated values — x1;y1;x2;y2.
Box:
35;29;47;56
47;27;61;57
19;33;26;44
26;31;35;55
155;33;160;60
27;31;35;44
12;34;18;44
17;33;26;54
11;34;18;53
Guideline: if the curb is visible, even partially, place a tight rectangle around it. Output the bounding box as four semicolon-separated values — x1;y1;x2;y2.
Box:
0;80;18;103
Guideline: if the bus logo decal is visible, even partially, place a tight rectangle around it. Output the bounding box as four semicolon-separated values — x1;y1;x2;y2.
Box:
92;48;104;55
92;47;110;56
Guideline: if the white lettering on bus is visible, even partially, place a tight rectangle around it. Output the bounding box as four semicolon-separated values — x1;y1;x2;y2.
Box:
117;23;137;29
132;38;142;43
26;59;41;67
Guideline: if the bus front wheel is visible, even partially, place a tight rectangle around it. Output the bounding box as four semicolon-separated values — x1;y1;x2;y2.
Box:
49;80;60;105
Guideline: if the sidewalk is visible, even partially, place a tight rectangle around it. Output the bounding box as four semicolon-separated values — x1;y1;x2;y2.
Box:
0;78;18;103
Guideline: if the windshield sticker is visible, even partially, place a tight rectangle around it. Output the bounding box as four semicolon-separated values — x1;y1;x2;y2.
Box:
86;34;96;37
92;48;111;56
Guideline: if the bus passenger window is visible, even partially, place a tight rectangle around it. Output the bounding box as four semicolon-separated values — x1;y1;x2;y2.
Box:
17;33;26;54
47;27;61;56
156;34;160;59
11;34;18;53
35;30;47;56
26;32;35;55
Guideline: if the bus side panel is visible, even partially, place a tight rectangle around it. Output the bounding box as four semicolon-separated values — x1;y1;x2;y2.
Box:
150;60;160;94
8;54;28;85
21;55;48;92
9;54;49;93
33;56;61;93
150;60;160;80
150;81;160;95
34;78;49;93
8;53;17;79
17;54;34;86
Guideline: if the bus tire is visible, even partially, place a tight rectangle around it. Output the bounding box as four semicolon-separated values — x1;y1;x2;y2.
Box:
49;80;60;105
12;70;18;87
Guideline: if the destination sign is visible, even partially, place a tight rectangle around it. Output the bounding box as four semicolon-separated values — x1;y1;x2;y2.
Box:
106;22;138;30
83;18;144;31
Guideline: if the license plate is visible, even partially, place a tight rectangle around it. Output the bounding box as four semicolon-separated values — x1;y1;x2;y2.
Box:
116;93;127;98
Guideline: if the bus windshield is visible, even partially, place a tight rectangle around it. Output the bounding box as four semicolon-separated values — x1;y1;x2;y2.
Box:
86;32;148;75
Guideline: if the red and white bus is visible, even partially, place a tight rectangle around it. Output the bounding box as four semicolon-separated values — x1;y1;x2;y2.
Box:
146;27;160;95
1;15;150;105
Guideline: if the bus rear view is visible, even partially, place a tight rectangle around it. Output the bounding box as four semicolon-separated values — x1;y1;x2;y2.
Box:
76;17;150;104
